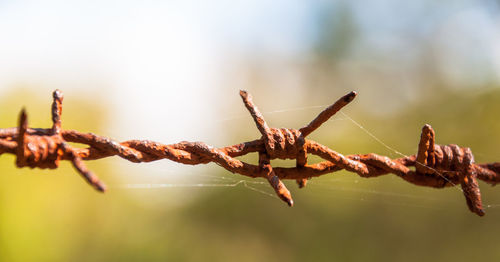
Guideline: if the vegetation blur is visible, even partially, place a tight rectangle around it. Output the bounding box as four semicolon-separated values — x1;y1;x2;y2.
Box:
1;1;500;261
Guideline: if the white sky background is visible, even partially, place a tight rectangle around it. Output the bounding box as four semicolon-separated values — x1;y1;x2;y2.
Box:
1;0;499;135
0;0;315;141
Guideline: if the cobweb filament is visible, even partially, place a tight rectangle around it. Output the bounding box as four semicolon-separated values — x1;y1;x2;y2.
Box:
117;100;496;211
307;179;463;207
340;110;500;212
339;112;406;157
118;173;278;200
216;105;333;124
339;111;462;193
232;101;497;211
303;180;448;210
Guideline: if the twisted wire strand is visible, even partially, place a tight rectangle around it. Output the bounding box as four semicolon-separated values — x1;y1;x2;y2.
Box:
0;90;499;216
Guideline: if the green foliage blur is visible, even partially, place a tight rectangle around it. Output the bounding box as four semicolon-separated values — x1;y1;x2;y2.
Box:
2;86;500;262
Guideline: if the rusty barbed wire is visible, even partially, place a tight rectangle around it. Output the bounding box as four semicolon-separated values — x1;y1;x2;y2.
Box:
1;90;499;216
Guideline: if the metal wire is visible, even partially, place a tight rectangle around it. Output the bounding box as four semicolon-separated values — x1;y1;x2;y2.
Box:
0;90;498;216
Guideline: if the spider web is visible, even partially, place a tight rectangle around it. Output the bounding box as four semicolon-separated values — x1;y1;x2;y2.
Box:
113;102;497;212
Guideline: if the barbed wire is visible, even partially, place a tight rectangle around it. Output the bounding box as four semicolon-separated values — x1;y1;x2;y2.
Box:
0;90;499;216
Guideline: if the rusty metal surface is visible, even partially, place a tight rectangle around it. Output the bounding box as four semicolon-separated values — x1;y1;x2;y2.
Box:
0;90;499;216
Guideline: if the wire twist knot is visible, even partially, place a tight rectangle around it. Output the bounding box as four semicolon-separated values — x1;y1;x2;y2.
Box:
263;128;305;160
16;133;64;169
15;90;65;169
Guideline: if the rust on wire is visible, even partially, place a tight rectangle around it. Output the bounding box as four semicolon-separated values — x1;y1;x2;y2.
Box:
0;90;499;216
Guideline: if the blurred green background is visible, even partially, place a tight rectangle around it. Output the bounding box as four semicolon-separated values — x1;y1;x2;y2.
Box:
1;0;500;261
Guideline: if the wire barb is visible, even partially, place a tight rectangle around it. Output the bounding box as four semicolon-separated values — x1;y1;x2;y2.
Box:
0;90;499;216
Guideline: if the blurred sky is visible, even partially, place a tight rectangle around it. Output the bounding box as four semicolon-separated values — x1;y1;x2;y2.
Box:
0;0;316;141
1;0;499;138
